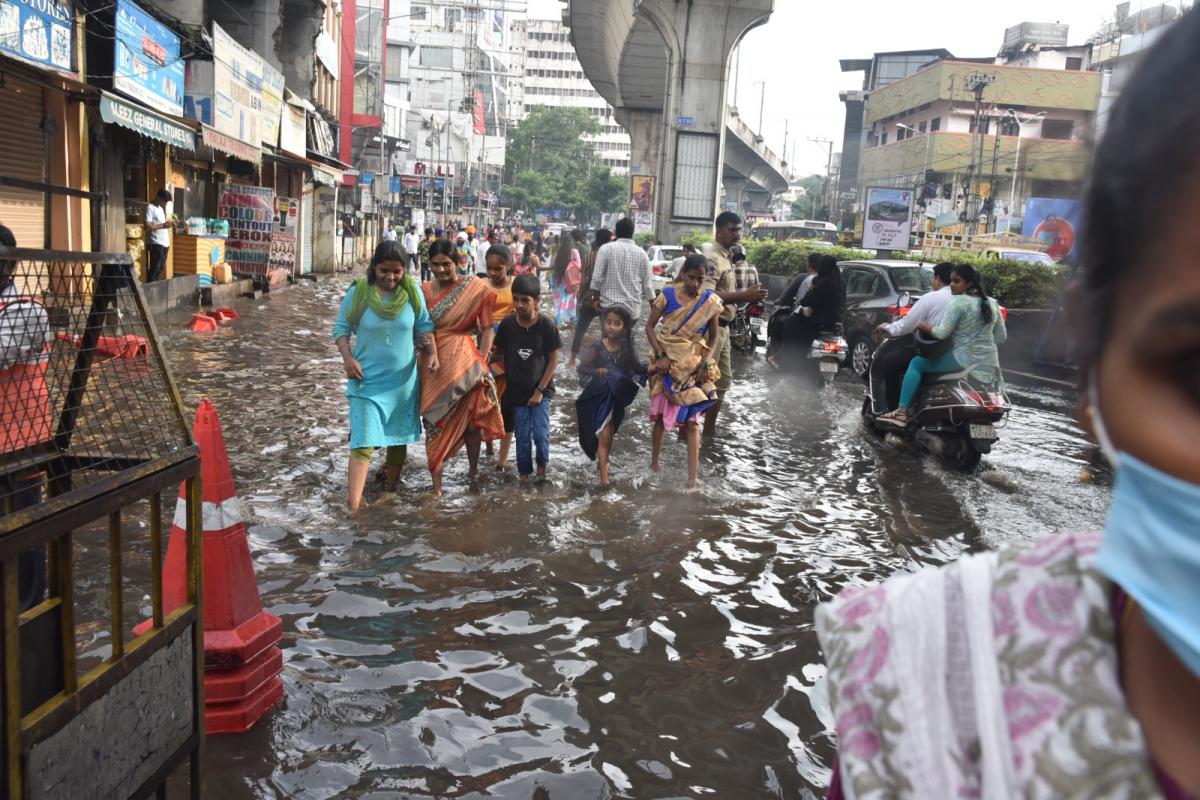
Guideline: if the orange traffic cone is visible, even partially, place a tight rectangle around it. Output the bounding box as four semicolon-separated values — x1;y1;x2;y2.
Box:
138;399;284;734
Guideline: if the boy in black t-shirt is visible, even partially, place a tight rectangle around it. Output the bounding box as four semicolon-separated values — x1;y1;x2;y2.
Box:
492;274;562;479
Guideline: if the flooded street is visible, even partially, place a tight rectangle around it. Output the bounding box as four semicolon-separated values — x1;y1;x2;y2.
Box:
160;277;1109;799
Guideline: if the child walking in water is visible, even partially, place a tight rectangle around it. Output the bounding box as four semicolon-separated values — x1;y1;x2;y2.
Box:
575;307;648;487
491;274;562;481
483;244;515;469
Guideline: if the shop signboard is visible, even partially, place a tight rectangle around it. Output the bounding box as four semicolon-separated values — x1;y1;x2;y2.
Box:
100;91;194;150
0;0;73;72
259;61;284;148
218;184;274;275
634;210;653;236
280;99;306;158
113;0;184;116
211;22;260;147
862;186;913;251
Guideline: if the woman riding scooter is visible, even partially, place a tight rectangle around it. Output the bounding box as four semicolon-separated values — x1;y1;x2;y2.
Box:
768;254;844;369
879;263;1006;427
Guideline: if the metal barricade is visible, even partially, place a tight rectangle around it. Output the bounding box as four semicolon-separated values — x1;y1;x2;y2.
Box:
0;246;203;798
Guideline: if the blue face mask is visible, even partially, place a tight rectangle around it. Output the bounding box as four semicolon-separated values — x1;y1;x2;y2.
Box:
1091;384;1200;679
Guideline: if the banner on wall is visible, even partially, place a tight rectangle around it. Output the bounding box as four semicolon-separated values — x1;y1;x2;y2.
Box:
260;61;284;148
630;175;655;212
1022;197;1082;264
211;22;261;146
862;187;913;251
219;185;275;275
280;96;306;158
113;0;184;116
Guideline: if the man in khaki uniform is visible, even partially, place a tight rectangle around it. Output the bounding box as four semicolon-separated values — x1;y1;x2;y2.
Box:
702;211;768;436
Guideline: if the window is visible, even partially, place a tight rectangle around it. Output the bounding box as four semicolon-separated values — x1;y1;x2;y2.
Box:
386;45;406;82
1065;56;1083;71
1041;119;1074;139
842;268;879;297
420;46;453;68
969;117;991;135
411;4;426;20
930;117;941;132
880;132;888;145
918;121;927;134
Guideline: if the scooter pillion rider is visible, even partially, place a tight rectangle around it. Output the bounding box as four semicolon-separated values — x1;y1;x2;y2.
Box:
873;262;955;410
769;254;844;367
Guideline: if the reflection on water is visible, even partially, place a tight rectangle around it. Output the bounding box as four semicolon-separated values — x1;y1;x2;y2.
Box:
153;277;1108;798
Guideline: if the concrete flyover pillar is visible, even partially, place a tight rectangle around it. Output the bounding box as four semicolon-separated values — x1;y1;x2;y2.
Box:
616;108;665;231
635;0;773;243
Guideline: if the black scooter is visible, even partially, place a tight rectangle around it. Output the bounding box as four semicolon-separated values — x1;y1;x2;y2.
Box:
861;334;1012;469
766;304;848;384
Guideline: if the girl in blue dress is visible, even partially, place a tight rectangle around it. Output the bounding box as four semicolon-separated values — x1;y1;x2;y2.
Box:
333;241;439;511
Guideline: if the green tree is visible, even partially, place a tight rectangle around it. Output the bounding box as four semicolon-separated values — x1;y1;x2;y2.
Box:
571;167;627;222
503;107;601;215
789;174;827;219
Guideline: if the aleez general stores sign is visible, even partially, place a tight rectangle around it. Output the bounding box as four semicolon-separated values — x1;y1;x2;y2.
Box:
100;91;195;150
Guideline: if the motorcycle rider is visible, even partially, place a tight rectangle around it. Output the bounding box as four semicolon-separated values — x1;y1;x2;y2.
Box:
769;255;844;369
873;262;954;410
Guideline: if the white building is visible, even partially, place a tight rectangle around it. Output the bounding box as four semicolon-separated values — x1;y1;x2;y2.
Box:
509;17;631;174
404;1;517;214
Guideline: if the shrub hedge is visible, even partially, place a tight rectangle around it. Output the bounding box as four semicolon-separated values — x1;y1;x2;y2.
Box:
741;240;1067;309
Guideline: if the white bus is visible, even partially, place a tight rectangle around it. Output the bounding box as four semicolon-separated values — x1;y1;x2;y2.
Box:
750;219;838;244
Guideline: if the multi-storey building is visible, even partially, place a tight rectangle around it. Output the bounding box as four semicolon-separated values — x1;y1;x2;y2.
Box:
855;59;1100;224
401;0;515;222
509;17;631;175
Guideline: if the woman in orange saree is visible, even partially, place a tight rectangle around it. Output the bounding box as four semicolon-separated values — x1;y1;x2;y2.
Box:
420;239;505;496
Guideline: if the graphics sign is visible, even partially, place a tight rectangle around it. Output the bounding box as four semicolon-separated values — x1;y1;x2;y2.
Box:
862;186;913;251
113;0;184;116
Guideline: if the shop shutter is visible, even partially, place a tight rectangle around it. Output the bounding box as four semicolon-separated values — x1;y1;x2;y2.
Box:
300;188;315;274
0;77;47;248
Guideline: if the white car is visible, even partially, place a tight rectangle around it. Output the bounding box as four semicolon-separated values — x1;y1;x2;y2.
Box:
647;245;684;294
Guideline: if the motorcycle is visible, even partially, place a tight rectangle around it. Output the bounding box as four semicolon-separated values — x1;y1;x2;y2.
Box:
730;301;765;355
861;334;1012;469
766;304;848;384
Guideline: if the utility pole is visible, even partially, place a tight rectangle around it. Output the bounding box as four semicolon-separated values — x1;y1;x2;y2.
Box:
962;71;995;227
810;137;834;219
782;119;789;174
987;111;1002;232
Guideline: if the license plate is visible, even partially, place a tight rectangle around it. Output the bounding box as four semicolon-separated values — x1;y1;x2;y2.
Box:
819;360;838;374
969;423;997;440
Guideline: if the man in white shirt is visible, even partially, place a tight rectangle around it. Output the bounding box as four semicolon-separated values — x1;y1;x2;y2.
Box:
875;261;954;409
143;189;172;282
590;216;654;324
402;226;420;272
476;229;495;273
382;226;397;242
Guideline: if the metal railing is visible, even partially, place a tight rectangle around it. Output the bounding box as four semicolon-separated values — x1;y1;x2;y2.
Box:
0;246;203;798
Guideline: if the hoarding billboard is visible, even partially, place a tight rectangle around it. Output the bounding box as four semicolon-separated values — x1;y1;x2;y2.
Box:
113;0;184;116
863;187;913;251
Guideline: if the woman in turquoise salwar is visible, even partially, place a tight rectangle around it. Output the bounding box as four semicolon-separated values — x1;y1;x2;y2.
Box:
880;263;1007;427
333;240;439;511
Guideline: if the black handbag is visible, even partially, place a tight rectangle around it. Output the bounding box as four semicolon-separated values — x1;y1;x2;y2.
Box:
914;329;953;359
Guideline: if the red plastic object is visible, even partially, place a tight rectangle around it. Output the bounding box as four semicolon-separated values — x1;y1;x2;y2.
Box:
140;399;284;734
187;313;219;332
215;306;240;320
53;332;149;357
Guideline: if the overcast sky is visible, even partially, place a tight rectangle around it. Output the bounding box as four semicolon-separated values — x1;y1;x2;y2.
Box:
528;0;1144;176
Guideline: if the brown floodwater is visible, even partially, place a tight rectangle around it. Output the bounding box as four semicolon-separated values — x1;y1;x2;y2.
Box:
133;276;1108;799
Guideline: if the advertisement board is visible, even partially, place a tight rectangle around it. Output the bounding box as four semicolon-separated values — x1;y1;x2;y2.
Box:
219;185;274;275
113;0;184;116
630;175;655;212
211;22;261;146
862;187;913;251
0;0;73;72
1022;197;1082;263
259;61;284;147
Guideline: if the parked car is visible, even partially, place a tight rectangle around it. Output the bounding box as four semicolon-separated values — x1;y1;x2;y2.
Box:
647;245;684;294
838;260;935;377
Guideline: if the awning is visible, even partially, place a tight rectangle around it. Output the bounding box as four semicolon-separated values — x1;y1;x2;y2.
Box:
263;147;343;185
311;166;340;187
100;91;195;151
201;124;261;164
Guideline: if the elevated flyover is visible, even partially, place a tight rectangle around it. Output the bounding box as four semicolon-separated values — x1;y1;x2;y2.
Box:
565;0;786;240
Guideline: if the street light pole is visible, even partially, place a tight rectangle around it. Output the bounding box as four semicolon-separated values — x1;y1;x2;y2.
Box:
1006;109;1046;232
754;80;766;134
